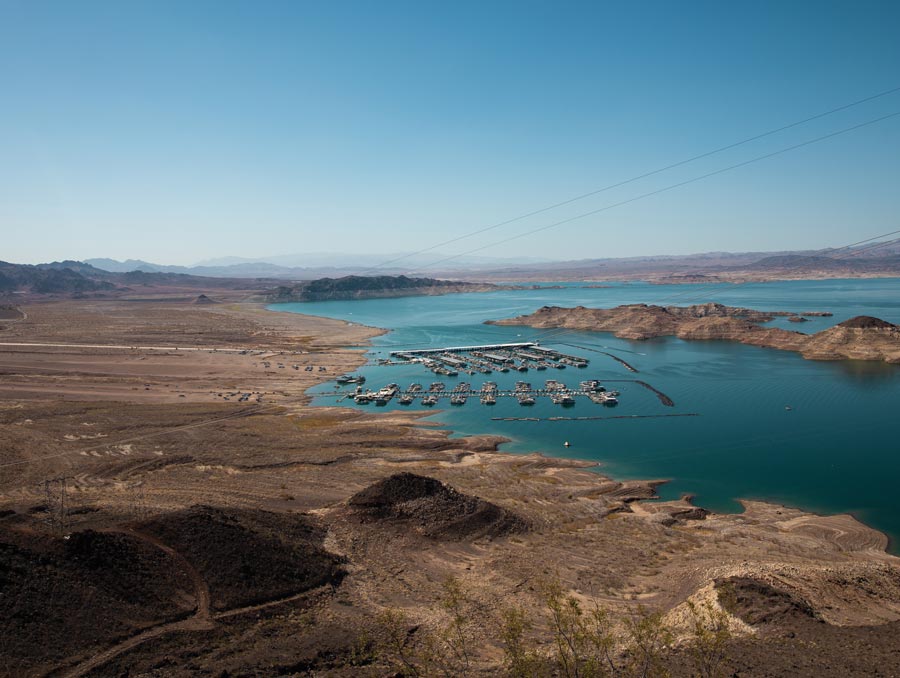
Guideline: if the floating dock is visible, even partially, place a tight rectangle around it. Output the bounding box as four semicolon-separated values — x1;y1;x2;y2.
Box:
325;379;620;408
389;342;589;376
390;342;537;360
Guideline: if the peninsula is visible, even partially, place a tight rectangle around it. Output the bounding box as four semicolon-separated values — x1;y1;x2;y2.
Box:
488;302;900;363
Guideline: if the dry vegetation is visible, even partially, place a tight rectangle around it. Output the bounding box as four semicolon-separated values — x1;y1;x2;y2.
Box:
1;296;899;676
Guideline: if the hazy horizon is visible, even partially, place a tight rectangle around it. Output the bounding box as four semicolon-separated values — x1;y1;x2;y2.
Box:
6;243;839;272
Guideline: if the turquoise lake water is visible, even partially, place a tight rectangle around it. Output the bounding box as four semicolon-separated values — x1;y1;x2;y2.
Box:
270;278;900;550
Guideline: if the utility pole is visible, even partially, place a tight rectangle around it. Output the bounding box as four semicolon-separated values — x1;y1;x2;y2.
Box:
43;476;71;534
130;481;148;520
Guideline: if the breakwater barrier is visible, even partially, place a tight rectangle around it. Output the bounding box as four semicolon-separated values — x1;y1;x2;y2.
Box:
554;343;639;372
603;380;674;407
491;413;699;422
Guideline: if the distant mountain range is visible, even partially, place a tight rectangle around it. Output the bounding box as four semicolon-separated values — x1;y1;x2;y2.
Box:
0;260;116;294
85;258;305;278
3;239;899;299
452;242;900;282
84;252;556;280
192;252;554;269
0;260;272;298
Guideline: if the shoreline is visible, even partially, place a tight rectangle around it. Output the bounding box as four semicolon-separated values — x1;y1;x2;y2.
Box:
6;295;900;675
268;302;900;558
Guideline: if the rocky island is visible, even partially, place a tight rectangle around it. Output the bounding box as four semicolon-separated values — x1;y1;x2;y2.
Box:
264;274;501;302
488;302;900;363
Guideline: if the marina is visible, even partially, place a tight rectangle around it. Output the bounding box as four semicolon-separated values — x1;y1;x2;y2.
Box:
287;277;900;549
327;377;622;407
327;343;634;408
387;342;590;377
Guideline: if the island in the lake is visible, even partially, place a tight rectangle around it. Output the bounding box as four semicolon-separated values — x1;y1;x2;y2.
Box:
262;274;502;302
488;302;900;363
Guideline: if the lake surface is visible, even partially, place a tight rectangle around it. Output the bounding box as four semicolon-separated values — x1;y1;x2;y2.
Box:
270;278;900;550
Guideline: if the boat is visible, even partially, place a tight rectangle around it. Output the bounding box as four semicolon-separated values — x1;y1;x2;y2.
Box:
480;381;498;405
550;391;575;406
371;384;398;406
337;374;366;384
449;382;470;405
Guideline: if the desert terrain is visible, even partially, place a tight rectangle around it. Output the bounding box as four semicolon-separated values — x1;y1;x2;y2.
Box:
2;294;900;676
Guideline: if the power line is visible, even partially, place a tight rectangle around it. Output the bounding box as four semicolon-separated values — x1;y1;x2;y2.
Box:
358;84;900;275
413;109;900;273
648;230;900;307
362;232;900;351
530;229;900;346
651;232;900;308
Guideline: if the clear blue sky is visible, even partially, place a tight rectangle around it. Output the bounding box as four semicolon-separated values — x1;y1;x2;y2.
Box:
2;0;899;267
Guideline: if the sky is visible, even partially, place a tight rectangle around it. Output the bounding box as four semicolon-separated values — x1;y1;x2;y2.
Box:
2;0;900;268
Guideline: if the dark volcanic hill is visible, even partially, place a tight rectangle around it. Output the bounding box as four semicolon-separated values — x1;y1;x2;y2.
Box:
348;472;528;540
266;274;499;302
0;260;115;295
138;505;343;610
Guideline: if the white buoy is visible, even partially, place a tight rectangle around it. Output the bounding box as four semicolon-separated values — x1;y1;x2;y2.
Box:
564;441;570;447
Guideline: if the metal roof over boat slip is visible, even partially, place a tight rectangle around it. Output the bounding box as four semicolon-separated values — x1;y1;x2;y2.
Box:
389;342;537;357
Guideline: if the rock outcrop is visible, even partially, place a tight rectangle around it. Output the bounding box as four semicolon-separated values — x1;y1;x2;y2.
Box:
801;316;900;362
489;305;900;363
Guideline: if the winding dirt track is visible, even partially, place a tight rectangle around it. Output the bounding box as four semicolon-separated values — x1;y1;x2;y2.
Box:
51;528;328;678
119;528;211;619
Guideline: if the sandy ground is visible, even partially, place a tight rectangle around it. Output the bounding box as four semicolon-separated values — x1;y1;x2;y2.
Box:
0;299;381;404
2;297;900;676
